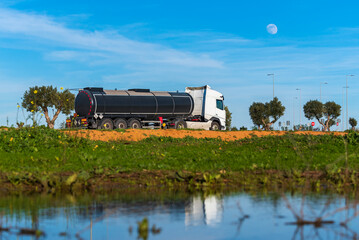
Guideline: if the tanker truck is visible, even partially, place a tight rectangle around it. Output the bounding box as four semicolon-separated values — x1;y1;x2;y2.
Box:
68;85;226;130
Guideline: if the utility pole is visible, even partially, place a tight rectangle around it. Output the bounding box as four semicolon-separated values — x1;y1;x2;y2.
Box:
346;75;354;130
320;82;327;102
267;73;274;99
296;88;301;127
342;87;347;132
293;97;297;130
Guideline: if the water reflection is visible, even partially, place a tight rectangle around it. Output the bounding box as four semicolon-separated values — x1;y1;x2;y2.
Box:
185;195;223;226
283;194;359;240
0;192;358;239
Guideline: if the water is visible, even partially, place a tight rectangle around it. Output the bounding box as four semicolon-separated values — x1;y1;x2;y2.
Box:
0;191;358;239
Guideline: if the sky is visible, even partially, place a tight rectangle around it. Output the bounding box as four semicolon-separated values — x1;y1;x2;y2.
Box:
1;0;359;129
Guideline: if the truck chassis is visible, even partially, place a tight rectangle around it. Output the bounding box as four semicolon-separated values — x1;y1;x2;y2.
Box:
68;115;222;130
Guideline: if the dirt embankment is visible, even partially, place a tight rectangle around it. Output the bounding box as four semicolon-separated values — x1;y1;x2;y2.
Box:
63;129;346;142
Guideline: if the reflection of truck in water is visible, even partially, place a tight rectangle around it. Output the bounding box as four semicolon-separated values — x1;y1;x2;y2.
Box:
185;195;223;226
68;85;226;130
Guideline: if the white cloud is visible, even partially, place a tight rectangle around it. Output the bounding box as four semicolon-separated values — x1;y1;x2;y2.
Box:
0;8;222;68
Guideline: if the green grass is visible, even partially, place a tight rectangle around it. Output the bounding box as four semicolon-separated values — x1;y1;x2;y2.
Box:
1;127;359;174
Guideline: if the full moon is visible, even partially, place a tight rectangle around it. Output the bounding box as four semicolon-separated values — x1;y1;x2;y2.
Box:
266;24;278;35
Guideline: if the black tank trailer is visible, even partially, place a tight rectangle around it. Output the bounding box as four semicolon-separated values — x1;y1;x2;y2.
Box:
71;87;195;129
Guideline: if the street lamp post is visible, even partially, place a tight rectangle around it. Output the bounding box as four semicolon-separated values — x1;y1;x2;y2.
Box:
267;73;274;99
293;97;297;130
342;87;345;131
296;88;302;127
320;82;328;102
346;75;354;130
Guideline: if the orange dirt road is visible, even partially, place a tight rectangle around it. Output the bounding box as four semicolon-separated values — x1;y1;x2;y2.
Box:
63;129;346;142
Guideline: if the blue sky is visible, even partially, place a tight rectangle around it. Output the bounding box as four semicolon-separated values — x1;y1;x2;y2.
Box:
1;0;359;129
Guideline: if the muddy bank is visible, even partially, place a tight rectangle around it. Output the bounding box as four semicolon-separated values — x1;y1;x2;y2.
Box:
0;169;357;194
63;129;346;142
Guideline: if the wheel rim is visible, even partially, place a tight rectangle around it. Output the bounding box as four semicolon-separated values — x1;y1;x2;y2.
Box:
212;124;219;130
118;123;126;129
132;122;140;128
104;123;111;129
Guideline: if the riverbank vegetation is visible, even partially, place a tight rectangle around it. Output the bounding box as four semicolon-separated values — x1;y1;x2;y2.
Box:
1;127;359;193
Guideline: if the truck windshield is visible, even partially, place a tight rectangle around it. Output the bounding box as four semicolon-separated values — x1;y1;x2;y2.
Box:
216;99;224;110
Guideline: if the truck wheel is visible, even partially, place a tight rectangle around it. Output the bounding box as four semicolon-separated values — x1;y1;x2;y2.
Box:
175;120;187;129
114;118;128;129
129;119;141;129
210;121;220;130
98;118;114;130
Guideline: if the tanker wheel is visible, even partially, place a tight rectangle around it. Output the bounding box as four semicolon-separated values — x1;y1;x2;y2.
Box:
98;118;114;130
210;121;220;130
129;119;141;129
175;120;187;129
114;118;128;129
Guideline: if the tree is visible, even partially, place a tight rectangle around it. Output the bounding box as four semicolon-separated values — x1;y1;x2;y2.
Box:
22;86;75;129
224;106;232;130
249;97;285;130
323;102;341;131
303;100;341;131
249;102;266;129
349;117;357;130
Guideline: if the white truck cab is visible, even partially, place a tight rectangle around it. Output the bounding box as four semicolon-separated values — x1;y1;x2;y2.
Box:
185;85;226;130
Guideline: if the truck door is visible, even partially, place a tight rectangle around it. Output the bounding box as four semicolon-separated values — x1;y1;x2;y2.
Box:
216;99;225;116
